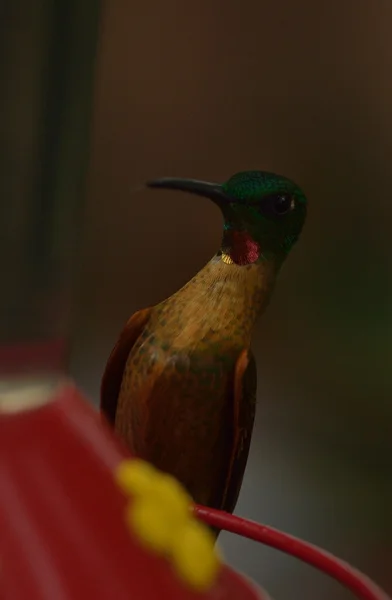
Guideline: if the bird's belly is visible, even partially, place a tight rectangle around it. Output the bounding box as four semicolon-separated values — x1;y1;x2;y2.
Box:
115;339;236;506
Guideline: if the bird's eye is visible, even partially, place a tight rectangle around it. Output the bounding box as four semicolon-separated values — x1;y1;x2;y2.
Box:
273;195;294;214
260;194;295;217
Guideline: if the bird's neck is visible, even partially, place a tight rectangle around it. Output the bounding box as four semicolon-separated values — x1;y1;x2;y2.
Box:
160;251;278;348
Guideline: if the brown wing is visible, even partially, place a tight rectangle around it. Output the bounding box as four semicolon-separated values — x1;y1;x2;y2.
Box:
100;308;152;426
220;348;257;514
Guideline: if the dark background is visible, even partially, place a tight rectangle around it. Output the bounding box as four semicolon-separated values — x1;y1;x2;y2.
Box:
2;1;391;598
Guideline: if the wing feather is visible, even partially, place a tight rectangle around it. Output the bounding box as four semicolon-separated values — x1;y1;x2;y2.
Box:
219;349;257;513
100;308;152;426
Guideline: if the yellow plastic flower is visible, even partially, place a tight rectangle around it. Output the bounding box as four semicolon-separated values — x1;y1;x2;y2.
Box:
114;458;221;591
115;458;157;496
126;496;176;553
149;472;193;519
170;520;221;591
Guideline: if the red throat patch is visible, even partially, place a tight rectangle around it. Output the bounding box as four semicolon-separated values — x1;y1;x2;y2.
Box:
227;231;260;265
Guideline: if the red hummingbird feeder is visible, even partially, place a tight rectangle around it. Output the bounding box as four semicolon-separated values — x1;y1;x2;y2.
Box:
1;378;390;600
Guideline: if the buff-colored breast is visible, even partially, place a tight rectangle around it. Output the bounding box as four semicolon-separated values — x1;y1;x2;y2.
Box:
114;256;276;507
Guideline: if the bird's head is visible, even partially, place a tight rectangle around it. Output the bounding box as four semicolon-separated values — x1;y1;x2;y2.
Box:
147;170;307;266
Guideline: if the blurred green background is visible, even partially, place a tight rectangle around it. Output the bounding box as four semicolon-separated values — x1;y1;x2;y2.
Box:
2;1;391;598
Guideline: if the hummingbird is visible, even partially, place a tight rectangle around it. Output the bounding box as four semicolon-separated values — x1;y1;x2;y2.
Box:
101;170;307;528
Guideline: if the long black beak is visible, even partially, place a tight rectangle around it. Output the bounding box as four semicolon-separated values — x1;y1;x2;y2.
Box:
146;177;228;207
